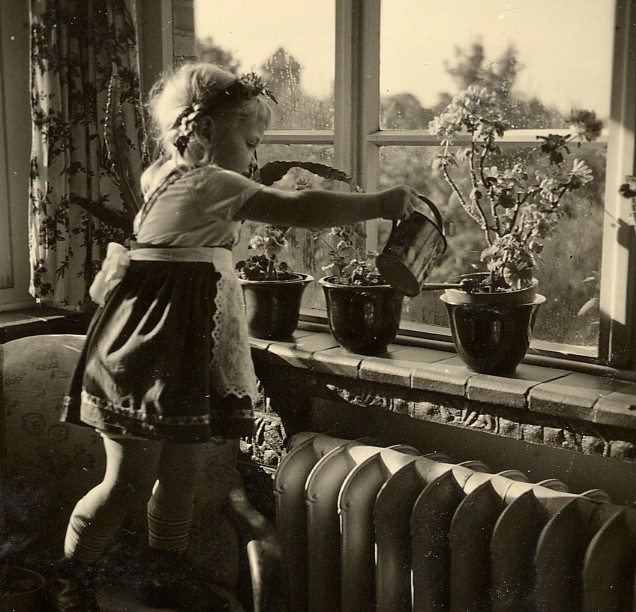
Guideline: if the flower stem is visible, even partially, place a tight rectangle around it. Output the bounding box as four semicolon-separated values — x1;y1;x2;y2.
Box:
479;135;501;236
266;255;276;281
441;162;476;220
466;136;493;246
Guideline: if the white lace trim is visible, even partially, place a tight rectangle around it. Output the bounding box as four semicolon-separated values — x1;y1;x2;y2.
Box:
211;268;259;402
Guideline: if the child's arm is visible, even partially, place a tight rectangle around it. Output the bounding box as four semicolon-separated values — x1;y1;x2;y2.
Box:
236;185;420;229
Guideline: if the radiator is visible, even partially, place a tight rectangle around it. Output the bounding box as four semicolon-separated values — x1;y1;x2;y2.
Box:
274;433;634;612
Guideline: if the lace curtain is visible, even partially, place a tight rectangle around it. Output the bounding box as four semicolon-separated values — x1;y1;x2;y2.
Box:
29;0;146;308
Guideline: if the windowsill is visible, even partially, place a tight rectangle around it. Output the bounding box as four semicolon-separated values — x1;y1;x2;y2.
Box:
250;322;636;462
299;308;610;374
4;307;636;460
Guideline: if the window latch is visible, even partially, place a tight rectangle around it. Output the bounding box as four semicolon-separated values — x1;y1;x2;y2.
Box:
619;176;636;199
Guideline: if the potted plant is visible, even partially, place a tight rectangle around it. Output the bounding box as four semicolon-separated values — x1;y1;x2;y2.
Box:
255;160;405;354
0;565;45;612
619;179;636;227
235;160;361;341
429;84;602;374
235;224;313;340
0;554;46;611
318;225;404;355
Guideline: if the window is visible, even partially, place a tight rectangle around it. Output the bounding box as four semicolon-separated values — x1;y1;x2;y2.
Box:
193;0;636;368
0;106;14;294
194;0;336;309
378;0;613;357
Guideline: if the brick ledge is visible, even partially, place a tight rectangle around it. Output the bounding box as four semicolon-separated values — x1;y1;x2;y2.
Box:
4;310;635;461
250;328;636;462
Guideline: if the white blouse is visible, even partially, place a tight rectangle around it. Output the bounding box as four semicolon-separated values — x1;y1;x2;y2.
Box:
134;161;264;248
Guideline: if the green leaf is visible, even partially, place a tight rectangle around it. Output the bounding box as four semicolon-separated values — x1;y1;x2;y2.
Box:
257;161;362;191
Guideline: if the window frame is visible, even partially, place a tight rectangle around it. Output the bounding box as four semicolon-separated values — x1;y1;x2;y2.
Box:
194;0;636;370
0;0;35;311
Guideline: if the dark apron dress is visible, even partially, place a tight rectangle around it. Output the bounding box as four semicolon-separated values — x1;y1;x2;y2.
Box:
62;170;257;443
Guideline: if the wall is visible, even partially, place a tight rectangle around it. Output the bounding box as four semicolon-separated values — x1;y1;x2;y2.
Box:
310;397;636;506
249;335;636;517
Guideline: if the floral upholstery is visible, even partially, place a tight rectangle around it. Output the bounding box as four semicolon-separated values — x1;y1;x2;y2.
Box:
0;334;242;589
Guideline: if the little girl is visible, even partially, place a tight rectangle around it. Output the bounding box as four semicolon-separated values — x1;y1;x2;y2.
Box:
50;62;421;611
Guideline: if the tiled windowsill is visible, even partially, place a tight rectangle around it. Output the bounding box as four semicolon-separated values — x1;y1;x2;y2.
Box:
4;308;636;459
250;324;636;461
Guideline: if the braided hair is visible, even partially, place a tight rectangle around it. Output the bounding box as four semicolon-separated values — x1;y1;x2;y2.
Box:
143;62;276;184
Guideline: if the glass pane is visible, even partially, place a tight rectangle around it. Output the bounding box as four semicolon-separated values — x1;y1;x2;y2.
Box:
233;145;337;311
193;0;335;129
380;0;614;130
378;144;605;351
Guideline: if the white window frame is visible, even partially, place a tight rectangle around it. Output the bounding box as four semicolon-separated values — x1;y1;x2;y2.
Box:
598;0;636;367
189;0;636;370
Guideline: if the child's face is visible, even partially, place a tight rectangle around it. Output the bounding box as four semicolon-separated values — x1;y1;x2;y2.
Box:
214;104;267;177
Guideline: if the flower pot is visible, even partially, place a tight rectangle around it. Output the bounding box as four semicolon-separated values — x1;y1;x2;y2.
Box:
239;274;313;340
441;275;545;375
319;276;404;355
444;273;538;305
0;566;46;612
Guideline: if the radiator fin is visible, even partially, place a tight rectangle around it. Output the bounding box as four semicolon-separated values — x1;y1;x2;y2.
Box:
274;433;626;612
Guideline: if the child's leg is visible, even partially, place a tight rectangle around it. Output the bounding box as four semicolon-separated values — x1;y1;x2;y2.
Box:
143;442;230;611
64;434;163;563
50;435;163;611
147;441;205;552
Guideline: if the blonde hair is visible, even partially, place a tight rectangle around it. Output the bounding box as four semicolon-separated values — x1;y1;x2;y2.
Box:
141;62;273;191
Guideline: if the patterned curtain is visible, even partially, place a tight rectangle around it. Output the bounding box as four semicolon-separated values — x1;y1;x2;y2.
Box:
29;0;147;308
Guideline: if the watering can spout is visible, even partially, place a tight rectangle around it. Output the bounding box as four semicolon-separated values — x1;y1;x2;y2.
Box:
376;195;447;297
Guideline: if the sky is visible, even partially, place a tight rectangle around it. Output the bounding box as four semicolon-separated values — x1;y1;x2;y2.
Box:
194;0;614;118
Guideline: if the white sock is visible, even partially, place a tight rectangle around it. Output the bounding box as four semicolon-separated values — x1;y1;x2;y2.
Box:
147;495;193;552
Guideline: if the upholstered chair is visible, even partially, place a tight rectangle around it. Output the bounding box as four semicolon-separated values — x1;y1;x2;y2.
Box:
0;333;286;612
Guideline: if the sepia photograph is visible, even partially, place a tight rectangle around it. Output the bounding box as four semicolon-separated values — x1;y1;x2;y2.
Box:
0;1;635;610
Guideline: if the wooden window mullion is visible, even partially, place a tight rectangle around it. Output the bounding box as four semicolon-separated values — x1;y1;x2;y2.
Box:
599;0;636;366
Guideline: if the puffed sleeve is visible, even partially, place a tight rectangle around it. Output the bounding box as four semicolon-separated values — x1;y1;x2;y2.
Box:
192;165;265;221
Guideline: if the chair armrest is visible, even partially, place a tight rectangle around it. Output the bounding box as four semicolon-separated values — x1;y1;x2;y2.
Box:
226;482;288;612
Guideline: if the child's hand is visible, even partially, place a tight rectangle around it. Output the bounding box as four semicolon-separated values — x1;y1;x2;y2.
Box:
379;185;421;220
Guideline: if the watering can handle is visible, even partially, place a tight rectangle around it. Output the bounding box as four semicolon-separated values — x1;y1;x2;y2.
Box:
416;195;444;234
391;195;444;232
389;194;447;253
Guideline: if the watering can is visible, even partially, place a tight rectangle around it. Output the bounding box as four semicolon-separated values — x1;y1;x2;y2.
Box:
376;195;448;296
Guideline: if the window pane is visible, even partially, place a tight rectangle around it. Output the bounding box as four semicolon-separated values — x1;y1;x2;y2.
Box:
379;0;614;130
193;0;335;129
378;144;605;351
233;145;336;311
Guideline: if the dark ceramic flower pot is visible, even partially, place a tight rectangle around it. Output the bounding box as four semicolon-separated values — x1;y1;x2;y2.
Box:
239;274;313;340
0;566;46;612
319;276;404;355
444;273;538;305
441;276;545;375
